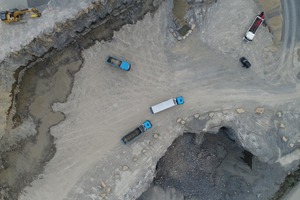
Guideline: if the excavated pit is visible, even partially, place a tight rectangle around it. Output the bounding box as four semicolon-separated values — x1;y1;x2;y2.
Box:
139;129;287;200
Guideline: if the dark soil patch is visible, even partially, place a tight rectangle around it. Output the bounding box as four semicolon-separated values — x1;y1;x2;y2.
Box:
140;130;287;200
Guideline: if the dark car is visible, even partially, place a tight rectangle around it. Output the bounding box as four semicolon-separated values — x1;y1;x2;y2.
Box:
240;57;251;68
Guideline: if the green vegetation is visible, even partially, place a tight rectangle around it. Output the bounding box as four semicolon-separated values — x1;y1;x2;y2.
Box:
272;164;300;200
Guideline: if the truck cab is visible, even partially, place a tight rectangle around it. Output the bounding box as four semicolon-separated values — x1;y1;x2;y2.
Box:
106;56;131;71
175;96;184;105
142;120;152;130
121;120;152;144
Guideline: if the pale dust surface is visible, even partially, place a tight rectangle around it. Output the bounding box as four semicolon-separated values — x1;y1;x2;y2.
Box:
19;0;300;200
19;3;172;200
283;182;300;200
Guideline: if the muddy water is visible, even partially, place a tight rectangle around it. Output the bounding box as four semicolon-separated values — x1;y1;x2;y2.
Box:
0;46;83;199
172;0;189;26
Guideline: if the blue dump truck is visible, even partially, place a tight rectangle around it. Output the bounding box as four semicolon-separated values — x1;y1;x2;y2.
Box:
150;96;184;114
122;120;152;144
106;56;131;71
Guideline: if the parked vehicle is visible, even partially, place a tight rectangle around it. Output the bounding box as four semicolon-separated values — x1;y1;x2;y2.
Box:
121;120;152;144
106;56;131;71
243;12;265;42
240;57;251;68
150;96;184;114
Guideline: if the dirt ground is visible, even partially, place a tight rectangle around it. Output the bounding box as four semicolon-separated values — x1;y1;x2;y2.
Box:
1;0;300;199
0;0;161;199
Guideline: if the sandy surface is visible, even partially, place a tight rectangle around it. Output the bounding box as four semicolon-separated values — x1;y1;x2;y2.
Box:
20;1;299;200
11;0;300;199
283;182;300;200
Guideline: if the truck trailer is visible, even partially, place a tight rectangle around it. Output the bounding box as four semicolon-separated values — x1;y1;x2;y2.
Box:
243;12;265;42
150;96;184;114
121;120;152;144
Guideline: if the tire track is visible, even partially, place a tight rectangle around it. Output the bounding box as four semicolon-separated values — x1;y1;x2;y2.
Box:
279;0;297;80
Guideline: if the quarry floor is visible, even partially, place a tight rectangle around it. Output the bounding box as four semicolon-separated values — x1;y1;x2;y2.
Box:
0;0;300;199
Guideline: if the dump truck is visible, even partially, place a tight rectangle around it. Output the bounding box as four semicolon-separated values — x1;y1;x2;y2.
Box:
106;56;131;71
150;96;184;114
121;120;152;144
243;12;265;42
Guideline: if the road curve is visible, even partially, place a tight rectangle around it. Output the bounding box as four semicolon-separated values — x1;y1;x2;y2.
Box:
280;0;296;72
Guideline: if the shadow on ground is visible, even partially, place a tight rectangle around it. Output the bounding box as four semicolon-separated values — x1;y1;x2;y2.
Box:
139;130;287;200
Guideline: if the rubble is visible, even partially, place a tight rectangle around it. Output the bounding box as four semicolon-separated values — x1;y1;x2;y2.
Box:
208;112;215;118
235;108;245;114
106;186;112;194
282;136;288;142
132;157;138;162
101;181;107;188
255;107;265;114
142;149;147;154
276;111;283;118
279;123;285;129
122;165;129;171
153;133;159;139
100;192;107;198
147;132;287;200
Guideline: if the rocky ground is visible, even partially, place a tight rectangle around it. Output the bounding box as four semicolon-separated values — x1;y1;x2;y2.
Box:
140;131;286;200
0;0;299;199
